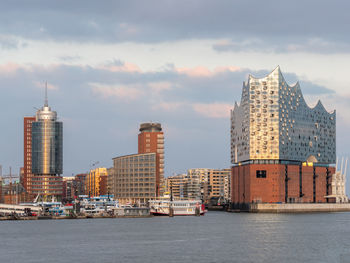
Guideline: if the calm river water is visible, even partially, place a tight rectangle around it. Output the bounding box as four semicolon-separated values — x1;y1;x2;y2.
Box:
0;212;349;263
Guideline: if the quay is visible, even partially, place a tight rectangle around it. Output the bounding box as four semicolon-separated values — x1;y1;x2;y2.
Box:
229;203;350;213
0;207;152;221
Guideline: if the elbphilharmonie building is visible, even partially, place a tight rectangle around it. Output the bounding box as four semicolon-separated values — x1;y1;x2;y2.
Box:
230;67;337;208
231;66;336;165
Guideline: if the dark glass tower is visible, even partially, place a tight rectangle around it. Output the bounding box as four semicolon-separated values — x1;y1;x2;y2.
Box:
32;121;63;175
30;88;63;200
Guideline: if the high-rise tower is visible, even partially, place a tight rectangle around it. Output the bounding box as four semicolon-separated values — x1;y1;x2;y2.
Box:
138;123;164;196
22;116;36;195
30;86;63;201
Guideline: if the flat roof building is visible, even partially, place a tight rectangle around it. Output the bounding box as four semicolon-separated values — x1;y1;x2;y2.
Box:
86;168;108;197
111;153;157;205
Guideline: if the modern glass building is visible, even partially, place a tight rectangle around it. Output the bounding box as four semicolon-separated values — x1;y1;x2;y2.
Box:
231;66;336;165
32;122;63;175
30;94;63;200
32;102;63;175
230;67;337;207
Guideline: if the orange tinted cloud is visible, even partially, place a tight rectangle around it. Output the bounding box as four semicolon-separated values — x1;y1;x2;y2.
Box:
193;102;232;118
177;65;240;77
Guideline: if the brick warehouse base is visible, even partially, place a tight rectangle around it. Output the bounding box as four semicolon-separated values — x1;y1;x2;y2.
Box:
231;163;335;210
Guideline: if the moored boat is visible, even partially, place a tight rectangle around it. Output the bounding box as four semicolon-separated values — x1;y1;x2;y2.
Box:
149;199;206;216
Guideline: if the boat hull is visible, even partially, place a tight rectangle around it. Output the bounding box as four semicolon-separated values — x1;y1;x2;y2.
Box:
151;211;205;216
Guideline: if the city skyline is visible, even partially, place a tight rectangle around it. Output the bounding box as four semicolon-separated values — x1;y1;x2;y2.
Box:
0;1;349;190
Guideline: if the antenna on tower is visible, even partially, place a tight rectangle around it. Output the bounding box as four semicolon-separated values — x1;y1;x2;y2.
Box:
44;81;48;107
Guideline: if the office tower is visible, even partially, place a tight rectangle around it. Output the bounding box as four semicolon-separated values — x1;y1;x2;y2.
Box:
31;90;63;201
112;153;157;204
74;173;87;196
231;67;336;208
138;123;164;196
22;116;36;195
85;167;108;197
208;169;231;202
187;169;210;202
169;169;231;204
165;174;185;199
62;176;75;201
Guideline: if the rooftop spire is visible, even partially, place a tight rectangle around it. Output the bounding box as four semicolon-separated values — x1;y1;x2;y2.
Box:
44;81;48;107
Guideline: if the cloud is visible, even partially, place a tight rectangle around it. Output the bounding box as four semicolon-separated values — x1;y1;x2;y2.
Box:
0;35;20;49
152;101;184;112
213;38;268;53
90;82;145;101
148;81;173;93
98;59;141;73
58;55;82;62
193;103;232;118
34;81;59;90
213;38;350;54
176;66;241;78
0;62;21;75
177;66;213;77
0;0;349;53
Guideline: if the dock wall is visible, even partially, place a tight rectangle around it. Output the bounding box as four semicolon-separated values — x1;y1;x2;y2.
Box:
249;203;350;213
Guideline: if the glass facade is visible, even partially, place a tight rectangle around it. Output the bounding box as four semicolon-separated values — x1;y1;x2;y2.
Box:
32;121;63;175
231;66;336;165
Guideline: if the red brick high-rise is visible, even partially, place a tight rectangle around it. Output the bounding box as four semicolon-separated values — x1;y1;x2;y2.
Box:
138;123;164;196
22;116;36;196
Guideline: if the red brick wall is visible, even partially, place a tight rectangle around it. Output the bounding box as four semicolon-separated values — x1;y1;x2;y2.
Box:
231;163;335;205
23;117;35;193
302;166;313;202
287;165;299;200
138;131;163;196
100;175;108;195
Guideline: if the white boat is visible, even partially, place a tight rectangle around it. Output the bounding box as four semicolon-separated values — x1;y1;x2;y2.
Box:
79;195;119;215
149;199;206;216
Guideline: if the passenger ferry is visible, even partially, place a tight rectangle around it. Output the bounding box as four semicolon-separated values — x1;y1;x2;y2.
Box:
79;195;119;214
149;198;206;216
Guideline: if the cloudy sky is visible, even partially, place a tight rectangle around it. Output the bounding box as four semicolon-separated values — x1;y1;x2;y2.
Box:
0;1;349;185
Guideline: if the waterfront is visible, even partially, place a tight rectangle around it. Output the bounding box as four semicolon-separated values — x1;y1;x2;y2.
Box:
0;212;349;263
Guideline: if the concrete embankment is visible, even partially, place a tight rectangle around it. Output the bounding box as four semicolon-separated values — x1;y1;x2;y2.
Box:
248;203;350;213
0;208;152;220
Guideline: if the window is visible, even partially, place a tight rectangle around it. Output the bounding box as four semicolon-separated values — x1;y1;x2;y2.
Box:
256;170;267;178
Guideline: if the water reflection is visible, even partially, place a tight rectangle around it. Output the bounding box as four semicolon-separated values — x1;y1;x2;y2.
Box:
0;212;349;263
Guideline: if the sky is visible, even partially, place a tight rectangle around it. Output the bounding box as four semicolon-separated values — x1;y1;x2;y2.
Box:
0;1;349;186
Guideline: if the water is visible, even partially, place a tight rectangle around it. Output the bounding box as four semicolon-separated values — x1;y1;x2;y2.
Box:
0;212;350;263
